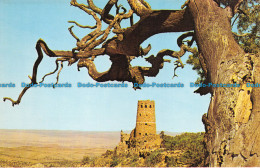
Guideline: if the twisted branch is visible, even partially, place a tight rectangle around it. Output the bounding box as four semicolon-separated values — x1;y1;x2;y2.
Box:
4;0;197;105
55;61;64;86
229;0;244;15
68;21;97;29
3;39;74;106
127;0;152;18
4;40;45;106
86;0;117;24
40;57;69;83
70;1;102;52
68;26;80;42
116;2;127;15
233;32;260;38
101;0;118;22
40;60;59;83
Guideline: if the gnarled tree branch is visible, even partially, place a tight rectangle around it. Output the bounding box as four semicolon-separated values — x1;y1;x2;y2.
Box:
127;0;152;18
4;0;195;105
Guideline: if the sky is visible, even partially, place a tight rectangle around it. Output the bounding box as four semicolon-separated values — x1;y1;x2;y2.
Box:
0;0;211;133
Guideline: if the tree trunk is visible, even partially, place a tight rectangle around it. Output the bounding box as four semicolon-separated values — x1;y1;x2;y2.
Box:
188;0;259;166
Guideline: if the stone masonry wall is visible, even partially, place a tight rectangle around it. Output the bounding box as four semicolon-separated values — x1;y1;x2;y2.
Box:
135;100;156;138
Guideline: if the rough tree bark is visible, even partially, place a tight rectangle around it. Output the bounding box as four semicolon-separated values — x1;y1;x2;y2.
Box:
4;0;259;166
187;0;259;166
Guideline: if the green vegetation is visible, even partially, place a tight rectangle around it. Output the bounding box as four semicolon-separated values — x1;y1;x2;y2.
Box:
145;149;164;167
234;0;259;54
162;132;205;151
186;49;206;84
81;132;205;167
161;132;205;167
110;155;121;167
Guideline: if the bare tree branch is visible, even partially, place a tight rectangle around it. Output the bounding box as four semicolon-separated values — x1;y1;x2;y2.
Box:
230;0;244;15
68;21;97;29
4;39;79;106
68;26;80;42
101;0;118;22
87;0;115;24
55;61;64;86
40;60;59;83
127;0;152;18
4;0;195;105
233;32;260;38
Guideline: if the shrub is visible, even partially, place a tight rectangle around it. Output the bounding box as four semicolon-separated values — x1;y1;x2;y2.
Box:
162;132;205;166
145;150;163;167
81;156;90;165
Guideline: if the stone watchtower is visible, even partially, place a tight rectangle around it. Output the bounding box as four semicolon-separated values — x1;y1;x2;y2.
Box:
118;100;162;151
135;100;156;138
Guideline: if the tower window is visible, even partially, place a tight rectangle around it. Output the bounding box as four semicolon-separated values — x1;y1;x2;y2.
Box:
141;105;143;108
145;133;147;136
139;133;141;135
145;105;147;108
145;123;147;125
140;114;141;116
150;105;152;108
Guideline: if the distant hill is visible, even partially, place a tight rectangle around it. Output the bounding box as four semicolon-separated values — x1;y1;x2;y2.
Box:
0;129;181;149
0;129;120;149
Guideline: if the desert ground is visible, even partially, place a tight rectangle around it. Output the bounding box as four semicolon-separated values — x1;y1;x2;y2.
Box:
0;129;179;166
0;129;120;166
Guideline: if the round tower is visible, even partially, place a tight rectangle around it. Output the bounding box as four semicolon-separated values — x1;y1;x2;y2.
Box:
135;100;156;138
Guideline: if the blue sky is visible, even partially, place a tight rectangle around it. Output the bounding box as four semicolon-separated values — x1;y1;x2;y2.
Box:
0;0;211;132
